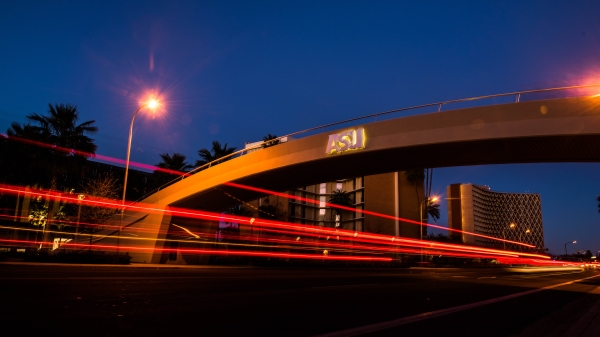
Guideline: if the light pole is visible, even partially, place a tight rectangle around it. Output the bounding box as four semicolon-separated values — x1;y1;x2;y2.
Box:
75;194;85;251
420;196;438;239
420;196;438;262
119;98;160;252
564;240;576;255
524;229;531;252
502;222;516;250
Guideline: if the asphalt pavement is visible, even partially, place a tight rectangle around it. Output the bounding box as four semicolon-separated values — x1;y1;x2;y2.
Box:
0;263;599;336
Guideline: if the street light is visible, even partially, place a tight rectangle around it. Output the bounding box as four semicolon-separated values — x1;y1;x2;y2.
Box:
502;222;516;250
420;196;439;239
564;240;576;255
420;196;438;263
118;97;161;251
524;229;531;251
75;194;85;251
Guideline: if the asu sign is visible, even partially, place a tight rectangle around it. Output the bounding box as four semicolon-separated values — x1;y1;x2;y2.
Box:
325;128;366;154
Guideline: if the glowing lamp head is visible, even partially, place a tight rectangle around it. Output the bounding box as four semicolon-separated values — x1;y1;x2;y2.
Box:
509;223;516;229
573;240;577;244
430;196;439;203
147;98;159;110
525;229;531;234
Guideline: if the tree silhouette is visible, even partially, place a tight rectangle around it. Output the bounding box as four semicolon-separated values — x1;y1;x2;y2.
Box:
153;153;192;187
426;202;441;223
262;134;280;148
156;153;193;172
329;189;354;229
9;104;97;190
4;123;52;186
79;174;120;248
196;141;237;167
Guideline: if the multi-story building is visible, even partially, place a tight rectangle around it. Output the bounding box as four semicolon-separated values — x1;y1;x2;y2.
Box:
242;140;425;238
447;183;545;251
245;172;424;238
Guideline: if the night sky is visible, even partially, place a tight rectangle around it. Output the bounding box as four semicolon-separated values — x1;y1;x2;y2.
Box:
2;1;600;255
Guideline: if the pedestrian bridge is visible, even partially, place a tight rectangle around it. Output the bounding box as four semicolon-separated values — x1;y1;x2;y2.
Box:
148;95;600;210
104;93;600;263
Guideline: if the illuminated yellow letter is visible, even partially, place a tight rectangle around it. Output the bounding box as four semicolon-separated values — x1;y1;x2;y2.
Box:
325;134;339;154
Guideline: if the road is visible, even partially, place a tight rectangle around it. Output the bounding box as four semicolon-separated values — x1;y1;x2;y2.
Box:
0;263;599;336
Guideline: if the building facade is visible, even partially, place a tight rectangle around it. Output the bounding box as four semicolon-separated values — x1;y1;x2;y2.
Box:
447;183;545;251
244;171;424;238
241;139;425;238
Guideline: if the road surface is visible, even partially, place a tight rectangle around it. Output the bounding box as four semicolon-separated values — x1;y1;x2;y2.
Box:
0;263;599;336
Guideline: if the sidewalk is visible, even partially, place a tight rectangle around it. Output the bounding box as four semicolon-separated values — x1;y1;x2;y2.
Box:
564;286;600;337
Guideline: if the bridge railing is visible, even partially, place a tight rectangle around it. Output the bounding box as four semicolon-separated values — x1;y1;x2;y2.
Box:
136;83;600;202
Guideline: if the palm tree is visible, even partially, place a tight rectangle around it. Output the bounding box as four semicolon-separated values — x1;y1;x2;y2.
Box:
426;202;441;223
6;121;50;140
24;104;97;189
27;104;97;155
329;189;354;229
195;141;237;167
156;153;193;173
262;134;280;148
153;153;192;187
4;123;52;185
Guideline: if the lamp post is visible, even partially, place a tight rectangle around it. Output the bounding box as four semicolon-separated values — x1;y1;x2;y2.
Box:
118;98;159;251
502;222;516;250
524;229;531;252
420;196;438;262
420;196;438;239
564;240;576;255
75;194;85;251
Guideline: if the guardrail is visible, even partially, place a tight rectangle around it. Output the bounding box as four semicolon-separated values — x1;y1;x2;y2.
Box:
136;83;600;202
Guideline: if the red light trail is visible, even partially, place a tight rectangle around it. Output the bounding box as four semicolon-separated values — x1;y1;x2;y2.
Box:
0;183;548;262
1;133;187;176
0;137;538;249
223;182;537;248
0;239;392;262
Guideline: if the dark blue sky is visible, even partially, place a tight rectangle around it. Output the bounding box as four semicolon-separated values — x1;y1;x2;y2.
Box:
2;1;600;254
